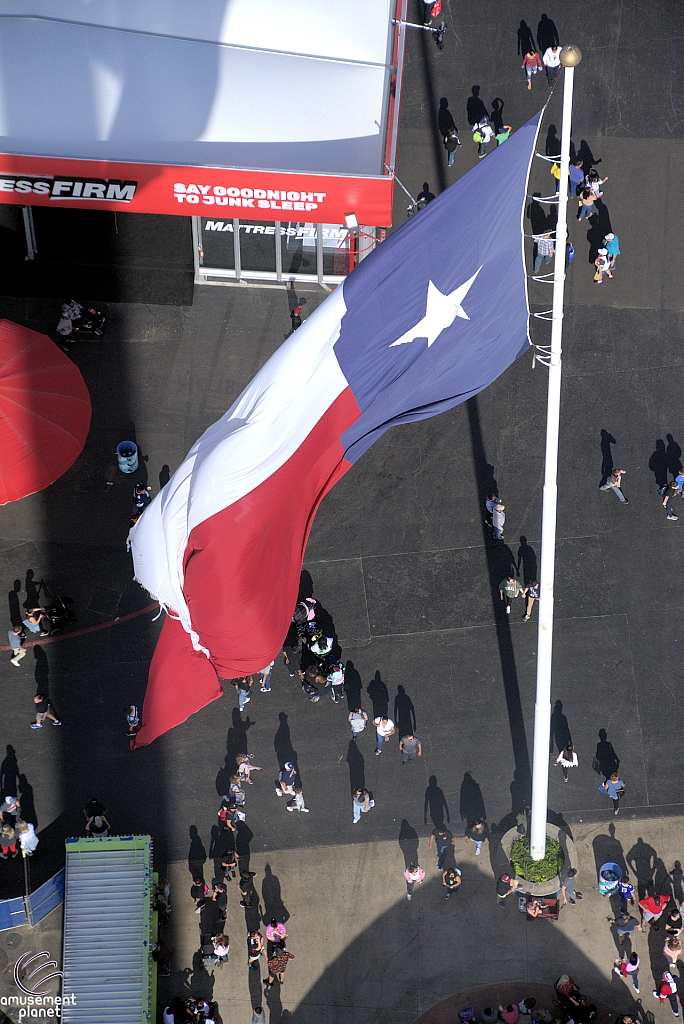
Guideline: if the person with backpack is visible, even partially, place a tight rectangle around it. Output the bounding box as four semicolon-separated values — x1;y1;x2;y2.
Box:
521;49;543;90
444;126;461;166
603;232;620;270
594;248;613;283
290;306;302;331
472;118;495;159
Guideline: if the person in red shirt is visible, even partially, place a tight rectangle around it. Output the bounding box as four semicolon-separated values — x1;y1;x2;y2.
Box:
640;893;670;929
653;971;679;1016
521;49;543;90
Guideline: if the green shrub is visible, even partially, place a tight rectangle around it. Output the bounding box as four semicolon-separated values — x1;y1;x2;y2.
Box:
510;835;564;883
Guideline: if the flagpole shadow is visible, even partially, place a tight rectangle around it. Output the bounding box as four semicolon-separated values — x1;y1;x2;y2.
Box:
467;396;531;821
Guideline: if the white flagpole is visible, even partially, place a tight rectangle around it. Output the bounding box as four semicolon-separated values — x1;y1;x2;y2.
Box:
530;45;582;862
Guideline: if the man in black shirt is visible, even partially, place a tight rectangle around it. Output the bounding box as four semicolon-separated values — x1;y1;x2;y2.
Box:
83;797;106;823
429;825;454;870
497;873;520;908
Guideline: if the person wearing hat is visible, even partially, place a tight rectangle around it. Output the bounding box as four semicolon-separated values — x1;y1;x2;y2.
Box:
275;762;297;798
0;795;20;823
496;873;521;907
86;812;110;837
603;232;620;270
594;248;613;283
290;306;303;331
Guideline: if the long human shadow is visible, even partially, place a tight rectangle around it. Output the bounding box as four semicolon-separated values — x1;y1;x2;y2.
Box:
216;708;253;796
516;536;537;586
188;824;207;879
459;771;486;822
18;773;37;828
424;775;450;827
274;712;298;771
467;396;531;814
262;862;289;925
343;660;363;711
666;433;683;477
626;836;657;901
417;16;448;195
346;739;365;795
398;819;419;870
393;685;416;737
367;670;389;719
585;199;612;262
600;429;616;485
8;579;22;629
595;728;620;779
0;744;19;799
550;700;572;755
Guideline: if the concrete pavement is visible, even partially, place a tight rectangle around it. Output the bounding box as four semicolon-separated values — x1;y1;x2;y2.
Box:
159;815;684;1024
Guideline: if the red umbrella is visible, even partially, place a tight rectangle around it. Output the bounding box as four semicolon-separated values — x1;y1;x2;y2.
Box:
0;320;92;504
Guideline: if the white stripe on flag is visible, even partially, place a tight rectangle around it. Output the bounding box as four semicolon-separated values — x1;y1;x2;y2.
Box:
130;283;349;641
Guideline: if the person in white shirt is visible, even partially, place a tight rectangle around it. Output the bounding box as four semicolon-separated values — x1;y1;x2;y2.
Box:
542;45;562;85
349;707;368;739
554;744;578;782
373;716;395;755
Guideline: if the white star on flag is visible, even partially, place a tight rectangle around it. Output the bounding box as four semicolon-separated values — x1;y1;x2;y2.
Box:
389;267;482;348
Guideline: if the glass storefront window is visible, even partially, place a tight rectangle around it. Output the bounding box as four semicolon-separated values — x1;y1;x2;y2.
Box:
239;220;277;273
200;217;235;271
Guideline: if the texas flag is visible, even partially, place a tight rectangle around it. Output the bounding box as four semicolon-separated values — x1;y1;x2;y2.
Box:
130;111;542;746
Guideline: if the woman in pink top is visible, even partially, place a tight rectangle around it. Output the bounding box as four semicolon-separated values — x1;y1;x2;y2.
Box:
266;919;287;944
522;50;543;89
404;863;425;901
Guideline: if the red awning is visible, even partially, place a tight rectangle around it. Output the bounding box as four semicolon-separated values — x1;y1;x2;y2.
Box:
0;320;91;504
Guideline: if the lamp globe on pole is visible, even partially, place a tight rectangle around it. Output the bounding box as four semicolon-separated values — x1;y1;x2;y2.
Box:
560;45;582;67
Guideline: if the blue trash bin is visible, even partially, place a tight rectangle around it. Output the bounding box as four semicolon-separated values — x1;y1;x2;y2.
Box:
598;861;622;897
116;441;139;474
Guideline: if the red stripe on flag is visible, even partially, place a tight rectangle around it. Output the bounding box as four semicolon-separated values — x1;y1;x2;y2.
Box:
134;385;360;746
131;612;223;749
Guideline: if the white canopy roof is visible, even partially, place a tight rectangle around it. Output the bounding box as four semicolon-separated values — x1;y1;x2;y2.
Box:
0;0;394;175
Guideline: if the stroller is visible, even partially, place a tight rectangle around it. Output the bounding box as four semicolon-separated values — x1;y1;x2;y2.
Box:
41;595;76;635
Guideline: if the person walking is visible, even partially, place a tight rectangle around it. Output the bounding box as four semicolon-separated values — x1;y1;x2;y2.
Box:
429;824;454;870
373;715;395;755
124;705;139;738
640;893;671;929
521;49;543;89
290;306;303;331
554;744;578;782
472;118;495;159
496;124;513;145
348;707;368;739
265;948;295;988
484;492;499;527
499;576;523;615
404;862;425;901
617;870;635;914
212;933;230;964
444;126;461;166
496;873;520;908
604;232;620;270
492;502;506;539
0;822;18;859
286;784;309;813
614;952;640;994
600;468;628;503
352;787;375;823
465;818;490;856
86;813;110;837
653;972;679;1016
569;160;585;197
609;911;643;945
248;930;264;971
258;661;274;692
252;1008;266;1024
662;479;679;520
577;188;597;220
667;907;683;937
533;232;555;274
542;45;562;85
522;580;540;621
275;762;297;798
443;866;462;898
16;820;39;857
594;249;613;283
8;627;26;667
235;675;253;711
30;694;61;728
586;169;608;198
399;732;422;765
599;772;625;814
560;867;582;905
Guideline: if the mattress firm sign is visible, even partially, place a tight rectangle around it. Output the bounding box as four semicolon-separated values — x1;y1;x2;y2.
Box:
0;155;393;226
0;174;137;201
204;221;347;250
